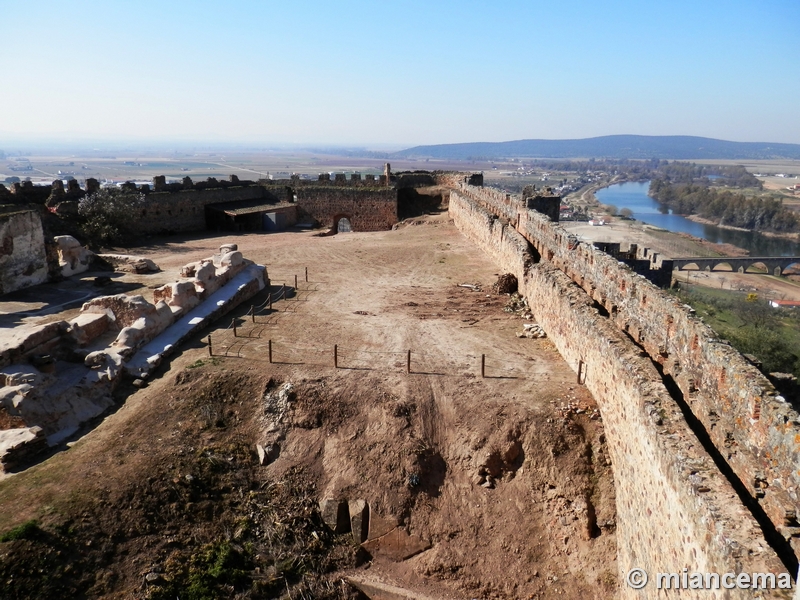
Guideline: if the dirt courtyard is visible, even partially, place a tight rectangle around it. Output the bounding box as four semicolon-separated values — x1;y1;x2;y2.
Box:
0;214;617;599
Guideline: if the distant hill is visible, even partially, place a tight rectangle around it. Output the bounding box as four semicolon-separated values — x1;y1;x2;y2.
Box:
393;135;800;161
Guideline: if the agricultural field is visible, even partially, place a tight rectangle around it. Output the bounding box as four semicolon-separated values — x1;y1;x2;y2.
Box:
0;150;499;188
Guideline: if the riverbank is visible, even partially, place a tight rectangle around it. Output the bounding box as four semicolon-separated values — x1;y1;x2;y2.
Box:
671;230;748;257
566;176;628;209
595;181;800;256
685;214;800;242
562;217;743;259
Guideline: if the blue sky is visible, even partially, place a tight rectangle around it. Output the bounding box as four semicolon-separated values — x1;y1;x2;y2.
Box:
1;0;798;147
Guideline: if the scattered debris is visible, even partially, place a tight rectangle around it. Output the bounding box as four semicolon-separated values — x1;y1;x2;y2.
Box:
504;292;536;320
504;292;526;312
492;273;518;294
555;399;602;422
517;323;547;339
264;382;294;424
458;283;481;291
255;442;283;466
97;254;160;274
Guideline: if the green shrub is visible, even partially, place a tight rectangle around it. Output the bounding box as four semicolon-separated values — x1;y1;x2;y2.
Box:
0;520;41;543
77;188;144;248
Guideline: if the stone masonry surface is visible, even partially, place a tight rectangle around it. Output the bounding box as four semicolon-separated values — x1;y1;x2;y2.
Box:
450;187;794;598
27;171;482;237
453;183;800;554
0;209;48;295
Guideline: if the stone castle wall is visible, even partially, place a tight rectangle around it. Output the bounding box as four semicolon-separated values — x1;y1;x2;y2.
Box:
0;209;48;295
456;183;800;554
393;170;482;189
450;190;790;596
12;171;482;238
136;186;269;234
295;187;397;231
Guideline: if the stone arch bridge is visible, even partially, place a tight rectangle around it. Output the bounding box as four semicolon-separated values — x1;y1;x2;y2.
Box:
672;255;800;276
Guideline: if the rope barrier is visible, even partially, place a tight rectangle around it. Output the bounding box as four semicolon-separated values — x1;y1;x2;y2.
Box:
335;347;406;355
202;271;541;377
212;322;535;374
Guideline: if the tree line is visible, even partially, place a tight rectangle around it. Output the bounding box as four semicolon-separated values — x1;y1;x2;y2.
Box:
649;179;798;233
651;162;762;188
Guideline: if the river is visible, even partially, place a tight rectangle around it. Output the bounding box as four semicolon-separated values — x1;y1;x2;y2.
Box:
595;181;800;257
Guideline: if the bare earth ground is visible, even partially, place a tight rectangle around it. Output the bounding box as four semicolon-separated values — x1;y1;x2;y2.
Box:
0;214;617;599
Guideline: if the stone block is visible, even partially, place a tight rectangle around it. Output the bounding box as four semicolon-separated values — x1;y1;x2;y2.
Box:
349;499;369;543
96;254;159;274
53;235;94;277
320;498;350;534
361;527;430;562
195;261;216;285
219;251;243;268
68;313;110;347
256;442;280;465
0;321;67;368
367;509;398;540
0;426;47;471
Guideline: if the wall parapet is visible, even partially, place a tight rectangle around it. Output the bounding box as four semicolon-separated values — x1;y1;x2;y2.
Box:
449;189;789;594
452;183;800;565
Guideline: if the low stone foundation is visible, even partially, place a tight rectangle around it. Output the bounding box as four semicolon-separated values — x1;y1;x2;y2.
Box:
0;246;266;469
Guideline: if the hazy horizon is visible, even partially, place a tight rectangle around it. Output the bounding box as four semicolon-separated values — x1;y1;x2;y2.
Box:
5;134;800;158
2;0;798;148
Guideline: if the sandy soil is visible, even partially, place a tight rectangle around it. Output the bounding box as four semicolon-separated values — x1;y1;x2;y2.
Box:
0;214;617;599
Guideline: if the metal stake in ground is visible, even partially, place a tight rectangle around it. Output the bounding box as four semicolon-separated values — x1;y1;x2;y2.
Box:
407;350;411;374
207;335;213;357
305;266;308;282
334;344;338;368
268;340;273;364
250;305;255;323
481;354;485;378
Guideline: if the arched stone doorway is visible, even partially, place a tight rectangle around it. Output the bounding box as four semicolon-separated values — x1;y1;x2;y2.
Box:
332;214;353;234
337;217;352;233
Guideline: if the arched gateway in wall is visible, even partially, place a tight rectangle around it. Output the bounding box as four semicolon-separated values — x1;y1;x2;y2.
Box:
334;214;353;233
319;213;355;236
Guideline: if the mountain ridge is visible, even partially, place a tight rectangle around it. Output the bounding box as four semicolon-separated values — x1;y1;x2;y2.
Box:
393;135;800;160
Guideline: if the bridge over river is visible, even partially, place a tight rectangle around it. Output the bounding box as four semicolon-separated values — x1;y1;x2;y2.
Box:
672;255;800;276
